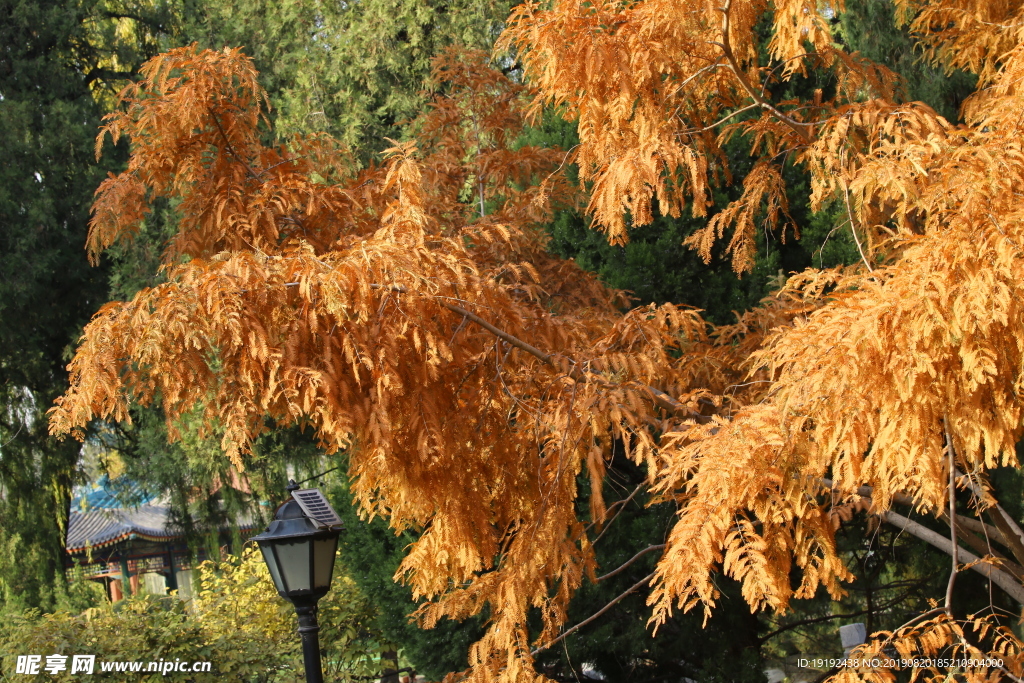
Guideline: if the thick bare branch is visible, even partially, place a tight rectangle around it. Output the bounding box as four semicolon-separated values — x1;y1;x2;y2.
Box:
953;514;1004;545
822;479;915;507
944;422;958;614
939;513;1024;581
987;506;1024;568
881;509;1024;605
953;468;1024;567
824;477;1024;601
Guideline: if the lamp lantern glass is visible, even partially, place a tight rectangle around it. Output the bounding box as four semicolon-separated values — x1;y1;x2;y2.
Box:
258;532;339;599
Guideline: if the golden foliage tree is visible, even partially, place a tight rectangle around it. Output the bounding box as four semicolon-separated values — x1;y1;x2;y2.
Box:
49;0;1024;678
502;0;1024;680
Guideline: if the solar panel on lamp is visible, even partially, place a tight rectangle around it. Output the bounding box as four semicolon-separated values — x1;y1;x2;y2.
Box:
291;488;344;529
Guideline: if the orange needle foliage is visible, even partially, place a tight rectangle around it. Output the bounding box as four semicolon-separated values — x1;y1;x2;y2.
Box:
50;44;748;683
49;0;1024;677
503;0;1024;680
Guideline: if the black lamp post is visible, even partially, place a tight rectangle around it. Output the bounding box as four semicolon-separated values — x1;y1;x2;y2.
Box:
252;480;344;683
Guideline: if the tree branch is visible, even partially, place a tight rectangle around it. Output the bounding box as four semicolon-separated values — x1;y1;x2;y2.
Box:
367;284;707;420
828;479;1010;547
757;589;925;645
953;468;1024;568
442;301;554;365
675;103;760;138
822;478;914;507
944;422;958;614
99;10;166;30
84;68;136;85
716;0;813;143
531;572;655;656
952;514;1004;546
824;477;1024;597
988;506;1024;568
589;481;646;542
209;107;260;181
596;544;665;583
939;513;1024;581
880;509;1024;605
442;302;702;418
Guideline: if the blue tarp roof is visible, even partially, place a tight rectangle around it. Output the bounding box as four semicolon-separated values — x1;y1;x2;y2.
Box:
70;474;157;512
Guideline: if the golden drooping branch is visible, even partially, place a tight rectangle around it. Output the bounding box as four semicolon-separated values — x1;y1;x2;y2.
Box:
715;0;814;143
432;299;706;420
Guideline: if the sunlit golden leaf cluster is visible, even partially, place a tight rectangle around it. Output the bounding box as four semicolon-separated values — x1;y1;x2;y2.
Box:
831;612;1024;682
499;0;902;266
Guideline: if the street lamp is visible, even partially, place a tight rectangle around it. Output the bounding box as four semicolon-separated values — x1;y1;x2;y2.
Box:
252;480;344;683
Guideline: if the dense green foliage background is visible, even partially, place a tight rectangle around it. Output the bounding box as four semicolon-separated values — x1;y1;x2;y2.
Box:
1;0;131;612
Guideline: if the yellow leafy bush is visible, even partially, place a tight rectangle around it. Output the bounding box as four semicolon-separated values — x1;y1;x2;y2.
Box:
0;548;387;682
